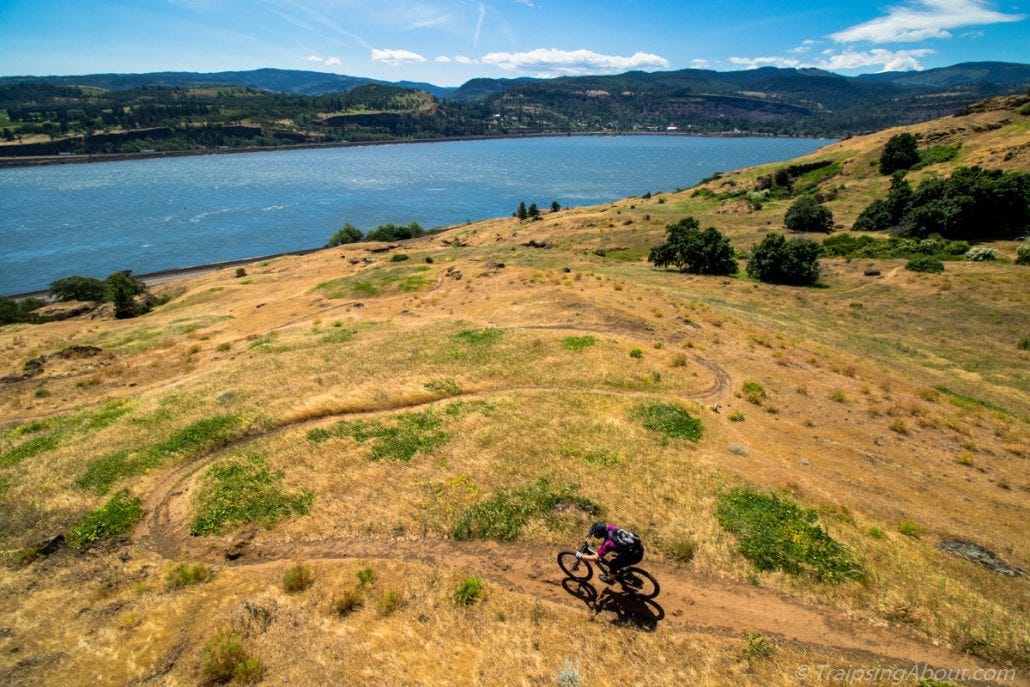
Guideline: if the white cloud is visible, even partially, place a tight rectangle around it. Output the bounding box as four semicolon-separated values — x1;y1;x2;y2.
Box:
730;47;936;73
514;0;536;7
455;55;476;64
408;15;450;30
480;48;670;77
830;0;1023;43
691;58;711;68
435;55;453;63
306;55;342;68
371;48;428;66
823;48;935;70
728;56;803;69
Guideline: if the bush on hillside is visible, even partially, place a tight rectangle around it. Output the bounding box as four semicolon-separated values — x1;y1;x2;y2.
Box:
746;233;822;286
105;272;148;319
0;298;47;326
50;275;107;302
854;167;1030;241
365;222;425;242
1017;243;1030;265
648;217;738;275
328;223;363;246
965;246;998;261
906;256;945;273
879;133;920;175
784;196;834;233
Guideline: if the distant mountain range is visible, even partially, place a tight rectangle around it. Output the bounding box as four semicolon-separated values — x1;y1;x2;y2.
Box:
1;62;1027;158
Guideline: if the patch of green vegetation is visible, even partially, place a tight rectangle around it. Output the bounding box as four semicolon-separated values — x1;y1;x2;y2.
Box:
166;563;213;587
452;327;503;345
716;488;863;583
443;400;494;417
898;520;921;538
201;632;263;685
742;381;767;404
822;233;969;260
77;415;245;493
560;335;597;351
603;247;649;262
906;256;945;273
319;327;356;345
424;379;461;396
0;476;9;499
666;536;696;563
629;348;644;359
377;590;404;616
453;478;597;541
563;448;620;466
190;454;314;535
740;631;775;660
913;144;960;169
933;386;1012;416
0;401;132;468
453;576;486;605
283;564;314;593
632;403;703;442
308;410;448;462
313;265;431;298
795;161;843;191
247;333;289;353
68;489;144;548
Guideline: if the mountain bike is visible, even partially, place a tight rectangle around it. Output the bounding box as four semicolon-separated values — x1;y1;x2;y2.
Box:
557;538;660;599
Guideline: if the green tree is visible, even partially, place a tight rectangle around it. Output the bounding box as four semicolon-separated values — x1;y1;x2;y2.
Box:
784;196;834;233
648;217;738;275
364;222;425;242
550;200;561;213
746;233;822;286
328;223;363;246
527;203;540;218
49;275;107;302
105;272;147;319
515;202;528;220
879;133;920;175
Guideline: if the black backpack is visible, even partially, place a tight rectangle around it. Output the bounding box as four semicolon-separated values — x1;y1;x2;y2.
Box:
613;527;641;548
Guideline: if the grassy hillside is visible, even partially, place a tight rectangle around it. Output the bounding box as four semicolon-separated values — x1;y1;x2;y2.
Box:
0;96;1027;686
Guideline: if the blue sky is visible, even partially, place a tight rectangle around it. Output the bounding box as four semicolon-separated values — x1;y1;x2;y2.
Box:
1;1;1027;85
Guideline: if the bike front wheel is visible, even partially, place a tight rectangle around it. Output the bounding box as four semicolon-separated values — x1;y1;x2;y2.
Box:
619;567;660;598
557;551;593;581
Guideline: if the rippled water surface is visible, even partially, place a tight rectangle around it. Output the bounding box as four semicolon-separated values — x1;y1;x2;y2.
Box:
0;136;833;294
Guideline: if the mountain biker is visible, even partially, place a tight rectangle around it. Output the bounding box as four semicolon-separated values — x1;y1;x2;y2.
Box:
577;521;644;584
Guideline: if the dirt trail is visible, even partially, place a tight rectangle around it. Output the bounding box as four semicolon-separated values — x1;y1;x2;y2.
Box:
128;343;1022;684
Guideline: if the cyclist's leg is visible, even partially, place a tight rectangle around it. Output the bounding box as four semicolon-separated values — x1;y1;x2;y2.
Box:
608;545;644;577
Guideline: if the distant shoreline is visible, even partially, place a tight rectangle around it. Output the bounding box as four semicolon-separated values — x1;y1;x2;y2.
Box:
0;130;824;169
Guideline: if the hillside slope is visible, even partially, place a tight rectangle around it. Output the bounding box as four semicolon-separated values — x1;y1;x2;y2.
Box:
0;97;1027;686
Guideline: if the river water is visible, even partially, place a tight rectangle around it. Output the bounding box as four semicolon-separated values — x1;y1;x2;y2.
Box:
0;135;833;295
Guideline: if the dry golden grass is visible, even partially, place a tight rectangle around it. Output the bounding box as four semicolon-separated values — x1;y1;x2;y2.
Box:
1;96;1028;684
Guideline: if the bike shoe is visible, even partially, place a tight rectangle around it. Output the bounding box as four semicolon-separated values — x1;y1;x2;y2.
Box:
599;574;614;584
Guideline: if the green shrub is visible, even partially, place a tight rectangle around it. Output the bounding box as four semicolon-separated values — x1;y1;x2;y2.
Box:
201;632;263;685
560;335;597;351
633;403;702;441
365;221;424;242
742;381;766;404
167;563;213;587
453;478;596;541
332;589;364;617
283;564;314;593
746;233;822;286
629;348;643;358
868;527;885;539
879;133;919;175
356;567;375;587
389;253;410;262
49;275;107;302
377;591;404;616
906;256;944;273
784;196;834;233
453;576;486;605
716;488;863;583
424;379;461;396
741;631;775;660
68;489;144;548
647;217;739;275
965;245;998;261
328;223;363;246
729;411;745;422
1016;243;1030;265
913;144;960;169
190;455;314;535
898;520;921;538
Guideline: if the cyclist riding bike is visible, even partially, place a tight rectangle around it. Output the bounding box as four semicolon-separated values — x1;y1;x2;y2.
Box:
577;521;644;584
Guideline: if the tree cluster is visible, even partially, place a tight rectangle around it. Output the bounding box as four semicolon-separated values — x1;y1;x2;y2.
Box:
647;217;738;275
853;166;1030;240
879;133;920;175
746;233;822;286
784;196;834;233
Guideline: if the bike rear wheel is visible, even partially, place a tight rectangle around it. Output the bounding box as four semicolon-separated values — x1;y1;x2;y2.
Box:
557;551;593;581
618;567;660;598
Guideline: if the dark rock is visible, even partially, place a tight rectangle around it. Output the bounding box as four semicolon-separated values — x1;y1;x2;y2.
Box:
864;269;881;277
56;345;102;359
563;267;572;273
938;540;1025;576
36;535;64;557
235;268;247;278
522;240;549;249
225;529;257;561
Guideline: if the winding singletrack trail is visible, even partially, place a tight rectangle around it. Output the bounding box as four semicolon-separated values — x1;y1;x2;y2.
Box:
129;342;1022;685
